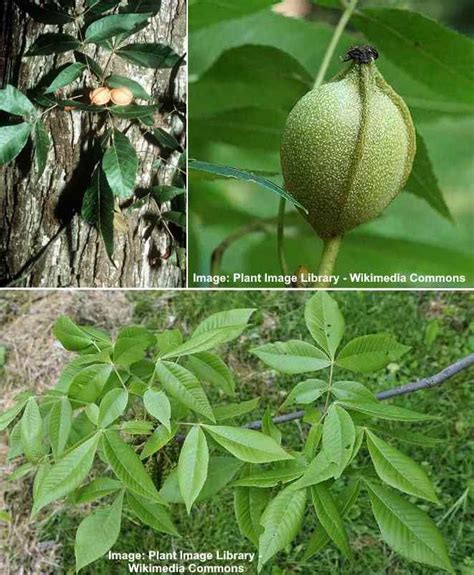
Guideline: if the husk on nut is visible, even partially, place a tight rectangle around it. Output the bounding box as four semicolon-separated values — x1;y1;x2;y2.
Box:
90;86;111;105
280;45;416;239
110;87;134;106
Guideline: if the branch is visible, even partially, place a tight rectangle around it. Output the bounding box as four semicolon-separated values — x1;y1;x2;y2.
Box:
244;354;474;431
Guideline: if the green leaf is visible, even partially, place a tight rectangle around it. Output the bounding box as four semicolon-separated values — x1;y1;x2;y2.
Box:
186;352;235;396
189;160;307;212
105;74;152;100
102;430;167;505
233;460;306;488
0;123;32;166
262;408;281;444
304;480;361;560
331;380;376;402
98;389;128;428
213;398;260;422
0;84;36;117
16;0;73;24
162;210;185;228
75;491;124;572
71;477;122;505
124;0;162;14
339;400;434;422
53;316;111;352
45;63;86;94
127;492;179;536
49;398;72;460
161;456;243;504
258;486;306;571
33;433;100;515
81;166;115;260
251;340;331;374
110;104;158;119
117;43;180;68
85;13;151;43
0;510;11;523
143;389;171;431
178;426;209;513
68;364;114;404
281;379;327;409
113;325;155;366
352;8;474;106
189;0;278;32
140;424;177;459
405;132;451;221
322;404;355;478
304;292;345;358
85;404;99;425
151;185;185;205
291;450;337;490
21;398;43;462
234;486;270;546
365;481;454;574
311;483;352;559
34;119;50;178
155;361;215;422
369;425;443;448
366;430;439;504
336;334;410;372
26;33;81;56
202;425;292;463
102;129;138;198
120;420;154;435
152;128;182;151
0;399;28;432
162;309;255;359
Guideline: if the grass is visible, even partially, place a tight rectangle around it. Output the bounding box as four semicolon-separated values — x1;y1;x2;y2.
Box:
5;291;474;574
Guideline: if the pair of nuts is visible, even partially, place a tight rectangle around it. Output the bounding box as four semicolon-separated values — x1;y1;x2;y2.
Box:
90;86;134;106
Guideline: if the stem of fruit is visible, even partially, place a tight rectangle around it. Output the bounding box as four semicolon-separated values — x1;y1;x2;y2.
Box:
316;236;342;284
277;198;289;275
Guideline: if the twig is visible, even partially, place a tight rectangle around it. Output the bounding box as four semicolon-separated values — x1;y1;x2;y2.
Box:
244;354;474;430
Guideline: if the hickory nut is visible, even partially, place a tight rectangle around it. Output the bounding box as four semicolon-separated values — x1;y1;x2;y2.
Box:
110;87;134;106
90;87;111;106
280;45;416;238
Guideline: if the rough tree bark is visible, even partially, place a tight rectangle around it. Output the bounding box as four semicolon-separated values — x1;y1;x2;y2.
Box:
0;0;186;287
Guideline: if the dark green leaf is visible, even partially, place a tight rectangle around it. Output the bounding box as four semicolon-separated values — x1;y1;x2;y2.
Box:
102;129;138;198
26;34;81;56
109;104;158;119
189;0;277;32
16;0;73;24
0;84;36;117
0;123;32;166
45;63;86;94
124;0;162;14
117;43;180;68
85;13;152;44
34;120;50;178
151;185;185;204
152;128;182;151
162;210;185;228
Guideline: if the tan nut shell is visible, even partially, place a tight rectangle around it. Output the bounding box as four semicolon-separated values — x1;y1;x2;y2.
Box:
110;87;134;106
90;87;111;105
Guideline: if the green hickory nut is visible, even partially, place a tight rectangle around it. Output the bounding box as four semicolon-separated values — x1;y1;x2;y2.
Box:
280;45;416;239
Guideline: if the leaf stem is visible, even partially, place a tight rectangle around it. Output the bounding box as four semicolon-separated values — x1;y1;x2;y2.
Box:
316;236;342;284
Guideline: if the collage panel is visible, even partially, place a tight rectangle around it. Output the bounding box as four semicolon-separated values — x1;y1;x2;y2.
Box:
188;0;474;289
0;0;186;288
0;289;473;574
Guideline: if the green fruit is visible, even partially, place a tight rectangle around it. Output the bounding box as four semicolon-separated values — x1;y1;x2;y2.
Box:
280;46;416;238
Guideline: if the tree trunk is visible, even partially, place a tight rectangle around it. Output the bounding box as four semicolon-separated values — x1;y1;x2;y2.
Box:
0;0;186;287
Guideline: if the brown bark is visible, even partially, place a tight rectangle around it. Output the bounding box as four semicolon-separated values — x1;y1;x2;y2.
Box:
0;0;186;287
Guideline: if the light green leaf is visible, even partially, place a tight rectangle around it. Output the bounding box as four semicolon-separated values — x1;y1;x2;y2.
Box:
68;364;114;404
45;63;86;94
258;486;306;571
49;397;72;460
262;408;281;444
85;404;99;426
188;160;307;212
369;425;443;448
127;492;180;536
189;0;278;32
26;33;81;55
143;389;171;432
85;13;151;43
202;425;292;463
0;510;11;523
0;84;36;117
140;424;177;459
336;334;410;372
33;433;100;515
0;122;32;166
0;399;28;432
304;292;345;358
366;430;439;503
311;483;352;559
106;74;152;100
102;129;138;198
232;460;306;488
322;404;356;478
120;420;154;435
98;389;128;428
213;398;260;422
281;379;327;409
339;400;434;422
154;361;215;422
21;398;43;462
34;119;50;178
113;325;156;366
75;491;124;572
331;380;376;402
162;309;255;359
186;351;235;396
156;330;183;356
102;430;167;505
71;477;122;505
53;316;111;352
291;450;337;490
178;426;209;513
251;340;331;374
234;486;270;547
365;481;454;573
117;43;180;68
